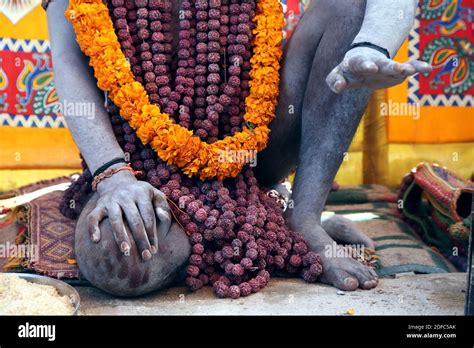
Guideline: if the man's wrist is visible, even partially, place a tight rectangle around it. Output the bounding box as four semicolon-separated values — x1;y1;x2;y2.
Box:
348;42;390;59
92;157;127;178
343;46;388;62
96;164;138;194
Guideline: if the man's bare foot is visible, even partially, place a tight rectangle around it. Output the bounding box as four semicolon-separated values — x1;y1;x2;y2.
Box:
287;214;378;291
322;215;375;249
318;249;379;291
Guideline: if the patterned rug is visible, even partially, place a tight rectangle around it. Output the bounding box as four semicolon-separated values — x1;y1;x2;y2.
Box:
326;184;398;205
325;202;457;276
0;177;79;278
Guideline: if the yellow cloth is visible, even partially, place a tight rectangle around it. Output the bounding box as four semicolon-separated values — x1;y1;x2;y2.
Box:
386;41;474;144
0;126;80;169
0;6;49;41
0;3;81;172
0;169;79;192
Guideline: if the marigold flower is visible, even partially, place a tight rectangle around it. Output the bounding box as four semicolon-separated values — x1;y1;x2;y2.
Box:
66;0;283;180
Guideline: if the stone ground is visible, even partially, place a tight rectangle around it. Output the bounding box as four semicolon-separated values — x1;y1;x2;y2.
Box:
75;272;467;315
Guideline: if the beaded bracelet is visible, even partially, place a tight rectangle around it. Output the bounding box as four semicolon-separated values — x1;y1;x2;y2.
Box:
93;157;127;178
91;164;142;191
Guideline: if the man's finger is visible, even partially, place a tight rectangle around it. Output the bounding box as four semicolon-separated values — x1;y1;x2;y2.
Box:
107;203;132;256
397;63;417;77
376;58;417;78
326;68;348;93
153;189;172;241
376;58;404;76
408;60;432;75
348;55;378;75
137;199;158;254
87;206;106;243
122;202;152;261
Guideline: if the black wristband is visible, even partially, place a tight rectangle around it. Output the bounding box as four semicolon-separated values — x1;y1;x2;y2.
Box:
348;42;391;59
93;157;127;178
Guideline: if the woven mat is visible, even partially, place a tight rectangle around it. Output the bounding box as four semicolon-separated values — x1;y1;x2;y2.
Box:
326;184;398;205
0;177;79;278
325;202;457;276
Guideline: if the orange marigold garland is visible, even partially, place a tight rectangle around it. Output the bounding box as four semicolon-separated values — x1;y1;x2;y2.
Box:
66;0;283;180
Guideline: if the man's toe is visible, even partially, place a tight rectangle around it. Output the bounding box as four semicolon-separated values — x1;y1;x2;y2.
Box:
350;265;378;290
321;268;359;291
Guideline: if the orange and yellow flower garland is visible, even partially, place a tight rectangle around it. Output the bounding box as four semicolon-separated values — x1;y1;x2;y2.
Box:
66;0;283;180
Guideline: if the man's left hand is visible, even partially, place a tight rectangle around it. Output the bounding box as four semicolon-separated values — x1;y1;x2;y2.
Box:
326;47;432;93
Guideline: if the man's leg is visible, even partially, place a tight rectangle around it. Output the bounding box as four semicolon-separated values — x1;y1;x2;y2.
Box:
256;0;378;290
75;194;191;297
255;0;325;185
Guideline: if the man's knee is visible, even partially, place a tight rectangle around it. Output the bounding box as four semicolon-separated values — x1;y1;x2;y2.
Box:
75;196;190;297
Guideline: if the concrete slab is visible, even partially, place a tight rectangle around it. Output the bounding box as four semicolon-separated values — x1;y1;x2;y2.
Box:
75;272;467;315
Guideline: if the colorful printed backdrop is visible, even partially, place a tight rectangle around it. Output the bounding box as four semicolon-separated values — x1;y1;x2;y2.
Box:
387;0;473;144
0;0;472;187
0;1;79;171
0;0;63;128
0;39;62;127
410;0;473;106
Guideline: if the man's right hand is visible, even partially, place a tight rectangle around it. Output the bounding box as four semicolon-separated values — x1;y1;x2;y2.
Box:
87;167;171;261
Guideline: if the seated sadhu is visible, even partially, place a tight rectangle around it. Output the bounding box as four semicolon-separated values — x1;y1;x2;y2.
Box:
45;0;431;297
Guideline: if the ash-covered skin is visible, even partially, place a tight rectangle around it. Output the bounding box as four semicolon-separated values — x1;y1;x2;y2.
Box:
47;0;430;295
254;0;430;291
75;194;190;297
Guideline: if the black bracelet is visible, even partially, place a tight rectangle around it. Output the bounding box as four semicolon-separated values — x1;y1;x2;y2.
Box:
348;42;391;59
93;157;127;178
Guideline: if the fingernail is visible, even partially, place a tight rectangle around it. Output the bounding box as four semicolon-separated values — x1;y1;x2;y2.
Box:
120;242;130;254
142;249;152;261
150;245;157;254
157;207;170;220
91;228;100;242
334;81;343;92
